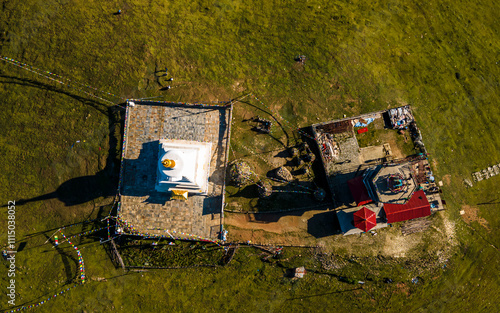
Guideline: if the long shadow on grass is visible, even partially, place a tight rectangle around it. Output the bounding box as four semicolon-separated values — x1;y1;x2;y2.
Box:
476;198;500;205
8;113;120;206
0;74;111;115
286;287;363;300
43;233;77;284
118;103;230;214
0;269;138;312
229;185;258;199
0;75;123;207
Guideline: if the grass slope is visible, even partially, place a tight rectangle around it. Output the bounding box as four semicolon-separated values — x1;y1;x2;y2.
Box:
1;0;500;312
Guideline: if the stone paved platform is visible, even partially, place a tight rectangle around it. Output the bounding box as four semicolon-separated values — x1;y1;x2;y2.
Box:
373;164;417;204
119;101;231;239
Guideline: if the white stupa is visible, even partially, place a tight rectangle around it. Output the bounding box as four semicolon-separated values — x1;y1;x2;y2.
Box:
155;139;212;195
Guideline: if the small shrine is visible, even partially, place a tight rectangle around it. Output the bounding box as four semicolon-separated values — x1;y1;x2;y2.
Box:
156;139;212;196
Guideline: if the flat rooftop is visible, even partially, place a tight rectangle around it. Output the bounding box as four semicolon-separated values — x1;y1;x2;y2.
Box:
312;106;445;217
118;101;231;239
372;163;417;204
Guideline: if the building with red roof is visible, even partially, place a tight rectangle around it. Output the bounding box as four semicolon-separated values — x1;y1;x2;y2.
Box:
347;175;373;207
383;190;431;223
353;207;377;232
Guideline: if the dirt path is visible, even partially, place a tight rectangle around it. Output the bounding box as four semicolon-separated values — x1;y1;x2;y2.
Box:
461;205;490;230
224;206;337;245
225;211;312;234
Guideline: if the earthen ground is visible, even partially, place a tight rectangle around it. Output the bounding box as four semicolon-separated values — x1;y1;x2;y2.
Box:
461;205;490;231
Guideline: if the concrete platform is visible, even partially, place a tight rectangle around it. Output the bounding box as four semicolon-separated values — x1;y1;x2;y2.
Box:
372;163;417;204
118;101;231;239
360;144;391;164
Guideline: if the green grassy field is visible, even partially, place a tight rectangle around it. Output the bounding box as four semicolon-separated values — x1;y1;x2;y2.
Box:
1;0;500;312
118;239;225;268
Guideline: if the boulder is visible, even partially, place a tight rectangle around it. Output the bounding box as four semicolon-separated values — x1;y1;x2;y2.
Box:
257;180;272;198
228;161;253;187
275;166;293;182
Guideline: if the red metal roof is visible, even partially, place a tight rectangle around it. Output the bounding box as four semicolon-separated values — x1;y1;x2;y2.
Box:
353;207;377;232
357;127;368;134
383;190;431;223
348;175;373;206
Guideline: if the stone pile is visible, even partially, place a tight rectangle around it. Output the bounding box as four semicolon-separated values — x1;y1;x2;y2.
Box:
229;161;253;187
257;180;272;198
275;166;293;182
472;163;500;182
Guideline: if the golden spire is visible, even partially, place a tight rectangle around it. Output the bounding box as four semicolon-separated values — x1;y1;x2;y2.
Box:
171;189;188;200
162;159;176;168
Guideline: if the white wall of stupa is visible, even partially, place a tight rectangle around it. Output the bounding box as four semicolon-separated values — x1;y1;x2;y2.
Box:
155;139;212;194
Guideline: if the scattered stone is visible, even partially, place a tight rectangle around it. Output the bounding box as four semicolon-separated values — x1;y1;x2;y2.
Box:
290;147;299;157
293;266;306;278
482;169;490;179
303;152;316;163
229;161;253;187
488;167;496;176
472;162;500;182
463;178;473;188
275;166;293;182
295;157;305;167
257;180;272;198
299;142;309;152
473;172;483;181
298;166;309;175
91;277;108;282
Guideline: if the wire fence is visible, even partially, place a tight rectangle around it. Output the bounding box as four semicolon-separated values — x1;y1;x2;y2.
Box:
1;56;124;105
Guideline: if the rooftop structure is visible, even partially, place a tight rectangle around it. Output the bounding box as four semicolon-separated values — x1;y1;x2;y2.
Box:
312;111;386;207
336;203;388;235
371;163;417;204
388;105;413;129
353;207;377;232
314;106;444;233
118;101;232;239
156;139;212;194
384;190;431;223
347;175;373;207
